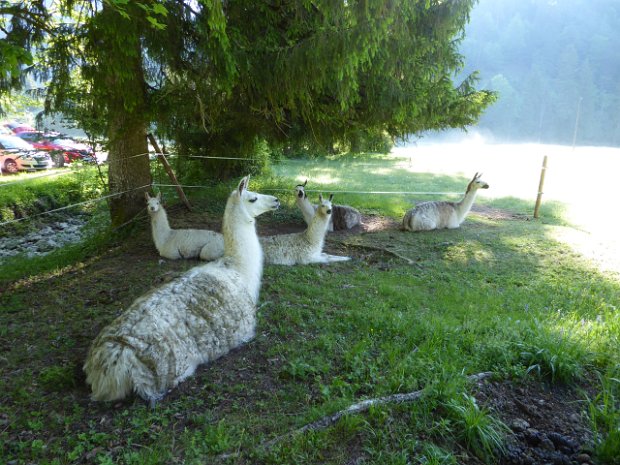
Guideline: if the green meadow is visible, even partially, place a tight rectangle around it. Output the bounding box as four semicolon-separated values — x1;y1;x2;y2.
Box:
0;150;618;464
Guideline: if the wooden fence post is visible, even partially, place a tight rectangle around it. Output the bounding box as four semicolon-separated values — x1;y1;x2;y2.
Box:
534;155;548;219
147;134;192;211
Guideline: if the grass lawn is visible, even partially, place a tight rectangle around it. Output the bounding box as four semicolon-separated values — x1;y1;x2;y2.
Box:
0;147;619;464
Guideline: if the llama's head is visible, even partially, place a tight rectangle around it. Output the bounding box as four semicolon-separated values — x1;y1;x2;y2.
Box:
466;173;489;193
231;175;280;221
145;192;162;214
316;193;334;217
295;179;308;200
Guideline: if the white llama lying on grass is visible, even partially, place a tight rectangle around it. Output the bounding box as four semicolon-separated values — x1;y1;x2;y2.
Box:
145;192;224;261
295;180;362;231
402;172;489;232
84;177;280;403
260;193;351;265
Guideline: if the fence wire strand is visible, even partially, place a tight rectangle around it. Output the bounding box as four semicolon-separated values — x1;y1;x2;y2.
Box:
1;150;462;228
0;184;152;227
152;183;461;196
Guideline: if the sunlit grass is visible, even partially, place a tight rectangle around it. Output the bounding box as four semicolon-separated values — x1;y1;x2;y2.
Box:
588;371;620;464
2;148;620;463
444;394;509;461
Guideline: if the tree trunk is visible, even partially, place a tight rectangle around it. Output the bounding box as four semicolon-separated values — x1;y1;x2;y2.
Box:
100;7;151;228
107;112;151;228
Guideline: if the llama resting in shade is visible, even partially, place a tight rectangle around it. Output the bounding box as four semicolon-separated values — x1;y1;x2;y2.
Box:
145;192;224;261
260;193;350;265
295;180;362;231
402;173;489;231
84;177;280;403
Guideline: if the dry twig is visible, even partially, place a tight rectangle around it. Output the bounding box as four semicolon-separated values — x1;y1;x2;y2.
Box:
342;240;417;265
217;371;494;461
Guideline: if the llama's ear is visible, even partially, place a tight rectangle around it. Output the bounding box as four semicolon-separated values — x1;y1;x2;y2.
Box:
303;179;308;187
238;176;249;194
319;193;323;203
473;172;480;181
329;193;334;202
144;191;151;201
156;192;161;201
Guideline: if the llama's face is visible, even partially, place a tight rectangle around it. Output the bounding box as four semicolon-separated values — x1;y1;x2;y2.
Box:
474;179;490;190
145;193;162;214
316;194;333;217
237;176;280;218
467;173;489;192
294;180;308;200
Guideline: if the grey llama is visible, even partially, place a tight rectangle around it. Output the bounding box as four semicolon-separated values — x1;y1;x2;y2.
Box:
145;192;224;261
260;193;351;265
402;172;489;231
84;176;280;403
295;180;362;231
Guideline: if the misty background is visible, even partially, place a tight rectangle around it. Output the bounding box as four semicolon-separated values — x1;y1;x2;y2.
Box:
458;0;619;147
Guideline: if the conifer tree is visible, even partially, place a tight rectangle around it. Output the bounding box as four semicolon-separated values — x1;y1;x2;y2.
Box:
1;0;494;226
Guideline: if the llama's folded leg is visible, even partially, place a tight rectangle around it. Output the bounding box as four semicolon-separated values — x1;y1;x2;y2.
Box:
320;253;351;263
199;243;224;261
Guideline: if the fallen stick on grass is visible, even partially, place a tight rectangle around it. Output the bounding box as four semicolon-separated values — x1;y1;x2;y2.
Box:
217;371;494;461
342;240;417;265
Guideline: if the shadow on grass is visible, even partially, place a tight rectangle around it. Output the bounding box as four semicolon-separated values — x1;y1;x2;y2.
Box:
1;171;618;463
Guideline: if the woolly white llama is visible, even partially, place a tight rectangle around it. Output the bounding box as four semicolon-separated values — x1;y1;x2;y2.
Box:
84;177;280;403
295;180;362;231
145;192;224;261
402;172;489;232
260;193;351;265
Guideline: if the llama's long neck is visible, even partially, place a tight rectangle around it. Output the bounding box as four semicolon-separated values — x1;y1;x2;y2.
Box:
296;195;316;225
222;198;263;303
150;208;172;250
305;212;330;248
456;188;479;222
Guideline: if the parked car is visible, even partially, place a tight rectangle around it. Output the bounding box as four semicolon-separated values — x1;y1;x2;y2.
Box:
3;121;37;134
51;138;95;163
16;132;94;165
0;134;54;173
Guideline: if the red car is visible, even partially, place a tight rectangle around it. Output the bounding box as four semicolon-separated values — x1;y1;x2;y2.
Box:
16;132;94;164
3;121;37;134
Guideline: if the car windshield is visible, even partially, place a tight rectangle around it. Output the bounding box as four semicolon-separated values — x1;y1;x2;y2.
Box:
54;139;88;149
0;135;35;150
19;132;43;142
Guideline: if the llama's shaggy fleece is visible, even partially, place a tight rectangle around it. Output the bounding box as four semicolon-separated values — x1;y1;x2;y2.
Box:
84;177;279;403
145;192;224;260
402;172;489;231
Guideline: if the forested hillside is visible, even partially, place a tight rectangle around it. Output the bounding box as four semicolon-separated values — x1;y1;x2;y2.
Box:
461;0;620;146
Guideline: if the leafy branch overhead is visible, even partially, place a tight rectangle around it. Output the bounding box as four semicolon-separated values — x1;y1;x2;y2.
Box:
1;0;494;225
2;0;493;137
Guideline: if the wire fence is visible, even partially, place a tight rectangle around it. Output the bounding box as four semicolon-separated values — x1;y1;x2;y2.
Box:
0;150;464;229
0;150;414;189
0;184;152;228
152;183;462;196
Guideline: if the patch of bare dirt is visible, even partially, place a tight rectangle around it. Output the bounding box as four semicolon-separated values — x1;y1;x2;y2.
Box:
472;204;531;221
357;214;401;233
474;380;596;465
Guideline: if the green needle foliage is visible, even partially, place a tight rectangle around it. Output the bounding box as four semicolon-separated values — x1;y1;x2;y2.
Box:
2;0;495;225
